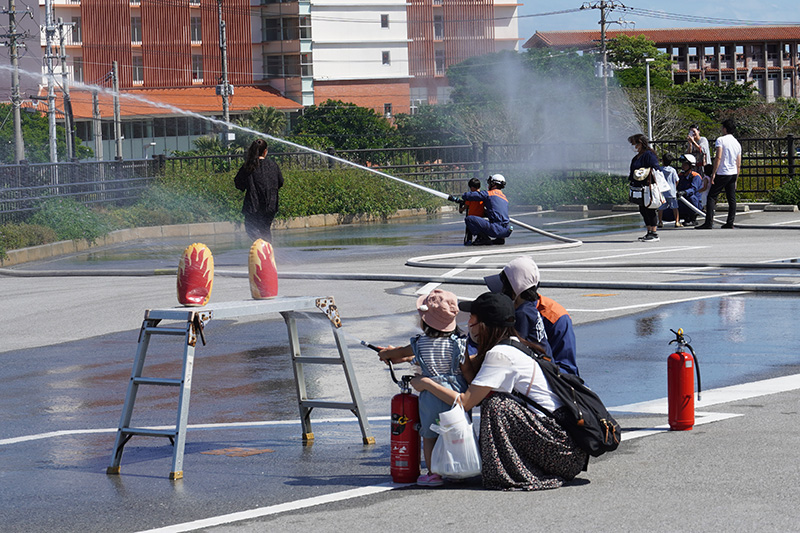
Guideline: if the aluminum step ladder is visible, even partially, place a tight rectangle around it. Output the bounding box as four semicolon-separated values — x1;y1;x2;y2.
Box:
107;297;374;480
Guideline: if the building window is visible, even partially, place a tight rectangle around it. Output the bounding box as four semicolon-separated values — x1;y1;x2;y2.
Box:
265;55;283;77
131;17;142;43
263;17;299;41
71;16;81;43
381;14;389;28
384;103;392;118
768;72;779;80
784;72;793;79
192;54;203;82
435;49;445;75
721;74;733;83
73;57;83;83
263;18;279;41
132;55;144;84
434;15;443;40
300;53;312;77
299;15;311;39
191;16;202;42
382;51;390;65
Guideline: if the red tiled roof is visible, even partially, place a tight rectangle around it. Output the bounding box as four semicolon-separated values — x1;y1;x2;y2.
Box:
524;26;800;49
35;85;301;120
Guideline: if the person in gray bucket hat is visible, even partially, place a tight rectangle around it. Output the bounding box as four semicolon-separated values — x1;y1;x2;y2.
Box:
484;256;579;376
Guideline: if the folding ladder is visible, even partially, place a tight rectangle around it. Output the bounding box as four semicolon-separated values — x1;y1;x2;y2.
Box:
107;297;374;480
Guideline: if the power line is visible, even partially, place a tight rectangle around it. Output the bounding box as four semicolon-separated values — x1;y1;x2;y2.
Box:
625;7;800;27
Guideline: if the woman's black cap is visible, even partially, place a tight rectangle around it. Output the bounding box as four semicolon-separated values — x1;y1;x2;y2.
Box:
458;292;516;327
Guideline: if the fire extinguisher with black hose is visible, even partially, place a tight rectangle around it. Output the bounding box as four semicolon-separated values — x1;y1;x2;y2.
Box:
387;361;421;483
360;341;421;483
668;328;702;431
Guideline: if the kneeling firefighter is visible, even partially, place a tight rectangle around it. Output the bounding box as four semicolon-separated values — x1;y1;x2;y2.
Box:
448;174;512;245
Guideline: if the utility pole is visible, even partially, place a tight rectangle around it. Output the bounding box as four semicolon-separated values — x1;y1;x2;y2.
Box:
112;60;122;160
4;0;30;163
92;89;103;161
44;0;57;162
217;0;231;146
581;1;629;168
58;17;75;160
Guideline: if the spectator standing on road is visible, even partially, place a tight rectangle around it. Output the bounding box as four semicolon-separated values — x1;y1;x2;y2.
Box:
449;174;512;246
411;292;588;491
628;134;661;242
658;154;681;228
378;289;468;487
687;125;712;176
484;256;579;377
234;138;284;242
459;177;485;245
696;119;742;230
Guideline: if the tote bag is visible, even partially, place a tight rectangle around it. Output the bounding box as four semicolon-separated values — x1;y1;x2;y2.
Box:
429;401;481;479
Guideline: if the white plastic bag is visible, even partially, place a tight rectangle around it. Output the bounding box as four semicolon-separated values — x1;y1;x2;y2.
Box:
653;168;672;193
429;401;481;479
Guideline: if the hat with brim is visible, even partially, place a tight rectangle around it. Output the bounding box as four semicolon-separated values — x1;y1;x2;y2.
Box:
458;292;516;327
484;256;540;296
417;289;459;332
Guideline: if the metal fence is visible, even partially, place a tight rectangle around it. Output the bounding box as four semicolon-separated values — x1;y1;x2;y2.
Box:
1;137;797;224
0;159;158;224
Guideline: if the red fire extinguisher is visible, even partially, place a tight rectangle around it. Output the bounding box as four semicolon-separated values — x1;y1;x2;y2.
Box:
668;328;702;431
388;361;421;483
360;341;421;483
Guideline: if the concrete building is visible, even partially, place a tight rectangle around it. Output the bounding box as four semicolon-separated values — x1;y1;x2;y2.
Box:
29;0;520;159
524;26;800;102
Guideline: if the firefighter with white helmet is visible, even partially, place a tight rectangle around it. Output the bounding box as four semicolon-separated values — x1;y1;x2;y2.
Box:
448;174;512;245
676;154;705;226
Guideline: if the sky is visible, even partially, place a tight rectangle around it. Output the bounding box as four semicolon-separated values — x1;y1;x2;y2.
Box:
516;1;800;44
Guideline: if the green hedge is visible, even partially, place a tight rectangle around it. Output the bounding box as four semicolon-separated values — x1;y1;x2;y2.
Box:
507;172;630;209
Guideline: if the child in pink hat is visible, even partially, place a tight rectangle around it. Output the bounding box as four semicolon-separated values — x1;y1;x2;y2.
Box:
379;289;468;487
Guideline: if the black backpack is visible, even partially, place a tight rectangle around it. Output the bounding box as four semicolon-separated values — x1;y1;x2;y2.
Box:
501;339;621;458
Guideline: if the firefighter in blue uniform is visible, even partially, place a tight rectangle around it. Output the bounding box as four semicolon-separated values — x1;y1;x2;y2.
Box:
449;174;512;245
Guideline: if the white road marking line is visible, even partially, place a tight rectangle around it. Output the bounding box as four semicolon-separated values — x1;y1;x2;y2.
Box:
621;412;743;441
569;291;747;312
416;255;483;295
513;210;555;216
0;416;392;447
553;246;705;264
543;212;639;225
134;483;398;533
771;219;800;226
610;373;800;414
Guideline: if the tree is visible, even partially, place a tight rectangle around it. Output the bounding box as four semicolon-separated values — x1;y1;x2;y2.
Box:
0;103;93;163
722;98;800;139
237;105;287;137
290;99;400;151
614;87;710;142
607;34;672;90
669;80;759;119
394;104;467;147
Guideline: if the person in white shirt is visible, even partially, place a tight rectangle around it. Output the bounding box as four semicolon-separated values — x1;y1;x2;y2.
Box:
410;292;587;490
696;119;742;229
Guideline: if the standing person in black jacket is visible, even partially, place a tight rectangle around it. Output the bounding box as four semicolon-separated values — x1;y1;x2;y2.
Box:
235;138;284;242
628;133;661;242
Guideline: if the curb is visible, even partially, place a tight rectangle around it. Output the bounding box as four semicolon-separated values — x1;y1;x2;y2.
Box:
1;207;453;268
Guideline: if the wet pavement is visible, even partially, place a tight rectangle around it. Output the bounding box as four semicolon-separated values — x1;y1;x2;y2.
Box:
1;207;800;532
